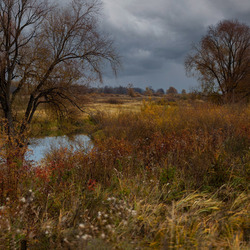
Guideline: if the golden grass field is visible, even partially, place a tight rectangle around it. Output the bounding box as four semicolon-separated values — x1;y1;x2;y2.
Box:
30;94;155;136
84;95;143;116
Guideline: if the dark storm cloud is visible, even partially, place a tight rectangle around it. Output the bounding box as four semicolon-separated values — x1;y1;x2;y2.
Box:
100;0;250;91
210;0;250;23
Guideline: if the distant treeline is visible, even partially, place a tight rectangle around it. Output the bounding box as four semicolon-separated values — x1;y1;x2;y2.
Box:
72;85;184;96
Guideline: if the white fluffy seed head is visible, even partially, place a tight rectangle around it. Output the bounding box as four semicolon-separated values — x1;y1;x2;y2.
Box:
20;197;26;203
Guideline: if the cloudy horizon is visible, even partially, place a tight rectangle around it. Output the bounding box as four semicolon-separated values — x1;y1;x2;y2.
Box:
99;0;250;92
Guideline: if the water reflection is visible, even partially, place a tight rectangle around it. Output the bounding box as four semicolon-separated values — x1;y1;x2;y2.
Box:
26;134;91;163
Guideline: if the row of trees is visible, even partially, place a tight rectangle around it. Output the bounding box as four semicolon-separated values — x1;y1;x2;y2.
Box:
83;85;181;95
72;84;186;96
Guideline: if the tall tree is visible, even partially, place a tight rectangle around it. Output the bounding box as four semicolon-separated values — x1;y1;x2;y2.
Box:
166;86;178;95
156;88;165;95
0;0;119;146
185;19;250;102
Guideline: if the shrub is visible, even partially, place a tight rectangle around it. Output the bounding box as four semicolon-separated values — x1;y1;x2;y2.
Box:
105;98;124;105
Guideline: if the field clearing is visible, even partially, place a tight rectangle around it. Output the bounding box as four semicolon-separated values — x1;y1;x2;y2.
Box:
27;94;213;137
84;100;142;116
82;94;177;118
31;94;145;120
28;94;150;136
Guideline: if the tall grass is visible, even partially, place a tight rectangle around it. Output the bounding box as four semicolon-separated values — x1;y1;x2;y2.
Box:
0;101;249;249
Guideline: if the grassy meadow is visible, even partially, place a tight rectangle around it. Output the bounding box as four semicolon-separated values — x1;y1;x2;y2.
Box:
28;94;143;137
0;94;249;249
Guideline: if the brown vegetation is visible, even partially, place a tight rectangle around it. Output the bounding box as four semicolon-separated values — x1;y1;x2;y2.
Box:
0;99;249;249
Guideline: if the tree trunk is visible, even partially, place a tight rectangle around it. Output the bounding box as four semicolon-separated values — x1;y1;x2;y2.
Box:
2;109;28;199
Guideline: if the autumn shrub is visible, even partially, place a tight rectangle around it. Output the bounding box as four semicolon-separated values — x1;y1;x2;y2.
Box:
90;111;155;142
39;137;133;187
0;121;32;201
91;101;249;190
105;97;124;104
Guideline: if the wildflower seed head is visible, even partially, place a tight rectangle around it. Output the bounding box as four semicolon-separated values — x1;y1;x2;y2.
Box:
20;197;26;203
131;210;137;216
122;220;128;226
82;234;90;240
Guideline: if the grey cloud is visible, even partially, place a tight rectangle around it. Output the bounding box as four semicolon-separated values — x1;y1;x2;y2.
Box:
100;0;250;91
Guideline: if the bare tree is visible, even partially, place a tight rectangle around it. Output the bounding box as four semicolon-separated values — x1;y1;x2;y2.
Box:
166;86;178;95
144;86;154;96
185;19;250;102
0;0;119;146
156;88;165;95
181;89;186;94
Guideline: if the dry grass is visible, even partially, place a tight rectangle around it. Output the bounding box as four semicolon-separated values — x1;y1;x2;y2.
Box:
0;99;249;249
83;94;144;117
28;94;145;136
84;101;142;116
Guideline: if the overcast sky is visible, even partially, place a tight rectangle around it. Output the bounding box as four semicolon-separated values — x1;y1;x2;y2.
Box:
98;0;250;92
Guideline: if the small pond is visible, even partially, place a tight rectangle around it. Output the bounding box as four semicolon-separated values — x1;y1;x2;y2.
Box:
26;134;91;163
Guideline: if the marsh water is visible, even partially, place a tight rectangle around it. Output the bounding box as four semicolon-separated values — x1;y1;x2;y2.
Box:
26;134;91;163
